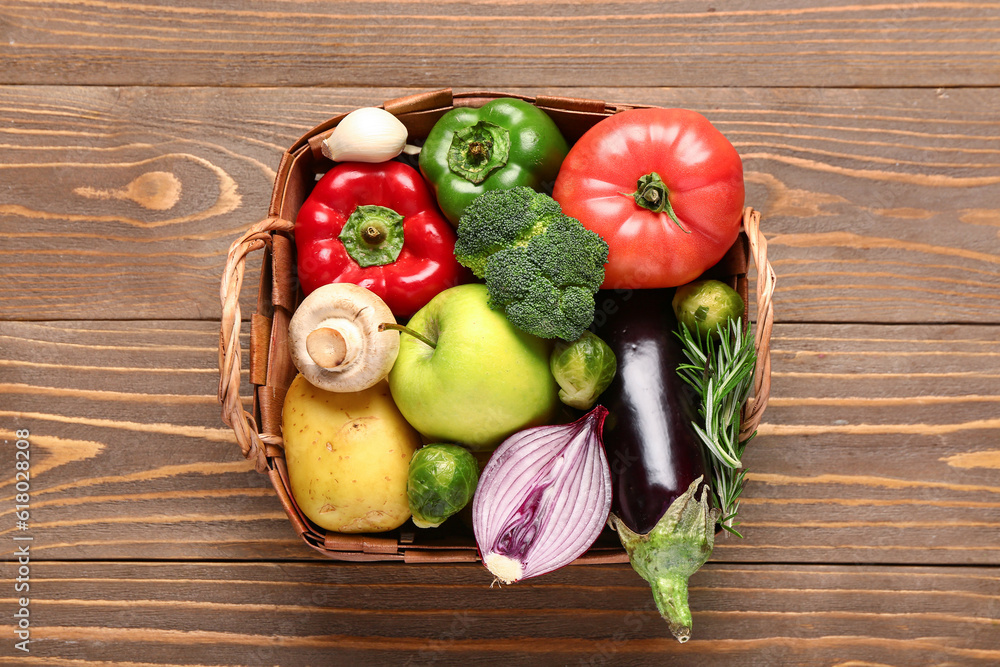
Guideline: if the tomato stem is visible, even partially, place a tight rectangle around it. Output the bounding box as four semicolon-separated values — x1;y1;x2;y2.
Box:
632;173;690;234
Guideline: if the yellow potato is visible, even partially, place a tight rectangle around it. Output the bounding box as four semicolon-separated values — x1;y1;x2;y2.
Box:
281;374;420;533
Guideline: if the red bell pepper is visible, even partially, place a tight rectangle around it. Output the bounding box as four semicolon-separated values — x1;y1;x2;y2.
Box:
294;161;467;317
553;108;744;289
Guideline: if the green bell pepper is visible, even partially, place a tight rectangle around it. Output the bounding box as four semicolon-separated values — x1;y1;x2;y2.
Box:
418;98;569;225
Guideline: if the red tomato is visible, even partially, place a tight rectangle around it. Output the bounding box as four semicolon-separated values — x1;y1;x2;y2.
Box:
553;108;744;289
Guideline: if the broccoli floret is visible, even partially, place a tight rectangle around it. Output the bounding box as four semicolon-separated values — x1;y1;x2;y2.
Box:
455;187;609;341
454;187;566;278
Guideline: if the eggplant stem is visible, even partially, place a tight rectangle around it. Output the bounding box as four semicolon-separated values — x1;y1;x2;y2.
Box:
610;477;719;643
650;574;693;642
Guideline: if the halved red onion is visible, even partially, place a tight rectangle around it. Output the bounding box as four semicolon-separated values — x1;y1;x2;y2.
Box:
472;406;612;584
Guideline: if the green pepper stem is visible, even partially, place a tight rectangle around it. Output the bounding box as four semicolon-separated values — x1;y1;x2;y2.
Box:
468;141;487;162
446;121;511;185
379;322;437;350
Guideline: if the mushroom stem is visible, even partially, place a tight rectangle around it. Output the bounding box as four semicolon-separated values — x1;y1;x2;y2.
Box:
306;327;349;369
287;283;399;393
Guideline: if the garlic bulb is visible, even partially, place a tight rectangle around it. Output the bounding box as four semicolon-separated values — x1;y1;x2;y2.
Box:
322;107;408;163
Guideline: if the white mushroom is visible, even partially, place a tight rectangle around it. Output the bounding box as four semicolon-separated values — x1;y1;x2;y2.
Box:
287;283;400;392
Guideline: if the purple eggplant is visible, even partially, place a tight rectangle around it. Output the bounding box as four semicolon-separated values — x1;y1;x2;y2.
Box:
593;288;719;643
594;289;706;533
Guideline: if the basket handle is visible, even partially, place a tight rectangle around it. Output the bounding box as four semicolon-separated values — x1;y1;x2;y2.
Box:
740;207;776;440
219;215;296;473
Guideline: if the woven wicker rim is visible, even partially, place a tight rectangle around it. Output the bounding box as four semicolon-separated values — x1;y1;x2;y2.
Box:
217;93;777;560
740;207;775;441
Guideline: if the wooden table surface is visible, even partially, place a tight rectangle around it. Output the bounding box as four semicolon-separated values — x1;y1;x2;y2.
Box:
2;2;999;665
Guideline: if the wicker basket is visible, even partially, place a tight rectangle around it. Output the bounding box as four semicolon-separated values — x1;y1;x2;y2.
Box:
219;89;776;563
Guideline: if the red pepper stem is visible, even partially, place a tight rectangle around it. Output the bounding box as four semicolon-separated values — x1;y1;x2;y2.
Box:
379;322;437;350
362;224;386;245
339;205;405;268
632;173;690;234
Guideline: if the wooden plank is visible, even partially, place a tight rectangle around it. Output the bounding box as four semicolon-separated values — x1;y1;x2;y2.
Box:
1;319;997;564
2;1;999;87
1;561;997;665
726;322;1000;564
0;320;308;560
1;85;998;323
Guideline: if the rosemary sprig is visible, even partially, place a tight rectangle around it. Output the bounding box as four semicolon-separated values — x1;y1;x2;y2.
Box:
676;318;757;537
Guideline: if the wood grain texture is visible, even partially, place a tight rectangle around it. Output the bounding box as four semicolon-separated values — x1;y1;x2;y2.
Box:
0;320;306;560
2;3;997;663
0;85;998;323
1;1;1000;87
0;561;997;665
2;319;997;564
730;322;1000;564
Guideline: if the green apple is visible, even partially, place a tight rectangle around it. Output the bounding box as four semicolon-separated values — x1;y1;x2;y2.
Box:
388;283;559;451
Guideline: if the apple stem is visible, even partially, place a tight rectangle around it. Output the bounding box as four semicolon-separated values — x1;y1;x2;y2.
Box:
379;322;437;350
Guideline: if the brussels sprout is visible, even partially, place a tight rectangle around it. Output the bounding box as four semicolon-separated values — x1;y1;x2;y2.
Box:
550;331;617;410
407;444;479;529
672;279;745;340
